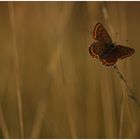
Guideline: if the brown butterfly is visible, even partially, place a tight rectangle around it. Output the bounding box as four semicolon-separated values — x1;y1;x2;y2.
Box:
89;23;135;66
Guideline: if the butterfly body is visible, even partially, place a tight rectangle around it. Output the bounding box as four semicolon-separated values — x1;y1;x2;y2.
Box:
89;23;135;66
101;43;116;59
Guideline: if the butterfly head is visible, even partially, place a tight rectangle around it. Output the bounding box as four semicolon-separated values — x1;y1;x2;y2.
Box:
106;43;115;49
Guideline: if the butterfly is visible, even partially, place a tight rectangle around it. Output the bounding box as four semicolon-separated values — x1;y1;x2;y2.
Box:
89;23;135;66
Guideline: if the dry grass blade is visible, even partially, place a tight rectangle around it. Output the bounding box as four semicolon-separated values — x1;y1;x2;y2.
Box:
8;2;24;138
0;105;9;138
30;99;47;138
48;3;77;138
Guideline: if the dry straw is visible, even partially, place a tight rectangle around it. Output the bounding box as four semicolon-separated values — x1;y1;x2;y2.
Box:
8;2;24;138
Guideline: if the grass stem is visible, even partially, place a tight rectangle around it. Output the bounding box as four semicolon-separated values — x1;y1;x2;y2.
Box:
113;65;140;106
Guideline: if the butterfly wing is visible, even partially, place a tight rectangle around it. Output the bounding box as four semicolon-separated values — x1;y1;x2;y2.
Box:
115;45;135;59
89;41;117;66
89;41;107;59
101;50;118;66
93;23;112;45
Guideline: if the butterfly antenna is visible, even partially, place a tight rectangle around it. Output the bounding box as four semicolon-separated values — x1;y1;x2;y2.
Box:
120;39;129;43
114;32;129;44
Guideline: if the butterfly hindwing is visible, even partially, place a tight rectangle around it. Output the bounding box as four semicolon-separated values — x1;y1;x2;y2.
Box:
93;23;112;45
101;50;118;66
115;45;135;59
89;41;107;59
89;41;117;66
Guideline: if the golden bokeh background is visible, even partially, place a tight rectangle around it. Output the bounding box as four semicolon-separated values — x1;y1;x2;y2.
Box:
0;1;140;138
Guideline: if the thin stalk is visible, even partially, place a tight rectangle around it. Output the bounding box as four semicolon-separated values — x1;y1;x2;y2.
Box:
113;65;140;106
118;92;124;138
113;65;137;137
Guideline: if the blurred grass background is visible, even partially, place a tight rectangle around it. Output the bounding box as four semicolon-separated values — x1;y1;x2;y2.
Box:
0;1;140;138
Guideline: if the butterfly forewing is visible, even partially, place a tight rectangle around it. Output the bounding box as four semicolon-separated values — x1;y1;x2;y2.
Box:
115;45;135;59
93;23;112;45
89;41;107;59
